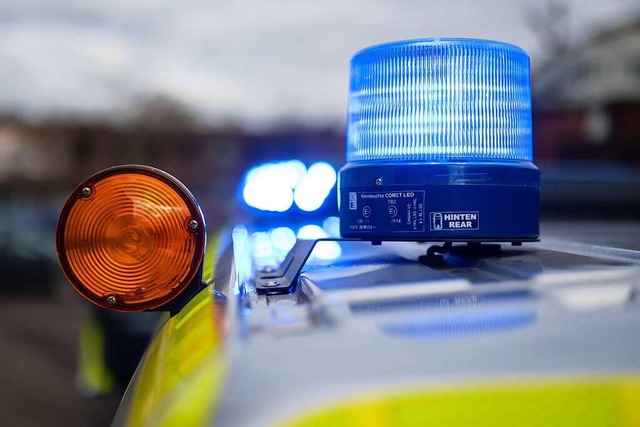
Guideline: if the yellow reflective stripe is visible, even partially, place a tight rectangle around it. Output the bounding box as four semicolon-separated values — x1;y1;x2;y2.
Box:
619;379;640;426
126;287;225;427
77;314;114;395
156;357;226;427
202;230;221;285
283;376;640;427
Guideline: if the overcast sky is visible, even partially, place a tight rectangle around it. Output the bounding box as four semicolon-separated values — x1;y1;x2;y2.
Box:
0;0;638;128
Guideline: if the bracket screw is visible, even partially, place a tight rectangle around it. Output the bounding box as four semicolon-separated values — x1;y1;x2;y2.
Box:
375;177;383;186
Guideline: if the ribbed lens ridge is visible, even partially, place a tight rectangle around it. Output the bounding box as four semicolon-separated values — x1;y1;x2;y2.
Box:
347;39;532;162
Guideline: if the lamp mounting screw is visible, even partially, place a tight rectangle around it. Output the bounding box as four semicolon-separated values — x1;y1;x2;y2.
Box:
81;187;92;198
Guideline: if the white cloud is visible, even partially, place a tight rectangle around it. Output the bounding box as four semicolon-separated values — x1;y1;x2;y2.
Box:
0;0;638;127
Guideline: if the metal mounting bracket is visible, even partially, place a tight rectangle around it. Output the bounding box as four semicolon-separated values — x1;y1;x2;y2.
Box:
253;237;538;295
255;238;321;295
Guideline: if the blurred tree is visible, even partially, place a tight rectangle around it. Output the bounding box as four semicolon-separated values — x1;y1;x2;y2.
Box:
525;0;571;61
126;94;198;133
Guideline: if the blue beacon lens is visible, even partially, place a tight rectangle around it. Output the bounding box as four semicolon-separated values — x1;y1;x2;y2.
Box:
339;38;540;241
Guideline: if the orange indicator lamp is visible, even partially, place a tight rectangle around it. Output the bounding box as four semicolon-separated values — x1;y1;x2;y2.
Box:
56;165;206;312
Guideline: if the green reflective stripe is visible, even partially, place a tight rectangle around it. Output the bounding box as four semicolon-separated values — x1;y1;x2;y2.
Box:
283;376;640;427
77;315;114;395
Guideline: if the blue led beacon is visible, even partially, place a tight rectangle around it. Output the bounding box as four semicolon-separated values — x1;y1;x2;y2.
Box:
339;39;540;242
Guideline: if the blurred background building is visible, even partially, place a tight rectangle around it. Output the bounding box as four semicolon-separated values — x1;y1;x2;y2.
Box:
533;18;640;162
531;17;640;214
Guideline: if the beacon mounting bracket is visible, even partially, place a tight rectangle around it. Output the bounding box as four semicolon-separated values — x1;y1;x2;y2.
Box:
254;237;538;295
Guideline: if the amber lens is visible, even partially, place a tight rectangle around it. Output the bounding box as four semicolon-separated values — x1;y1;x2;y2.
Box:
57;166;205;312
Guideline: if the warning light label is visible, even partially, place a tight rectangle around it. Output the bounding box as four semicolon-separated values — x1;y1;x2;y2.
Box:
349;192;358;210
347;191;425;233
430;211;479;231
